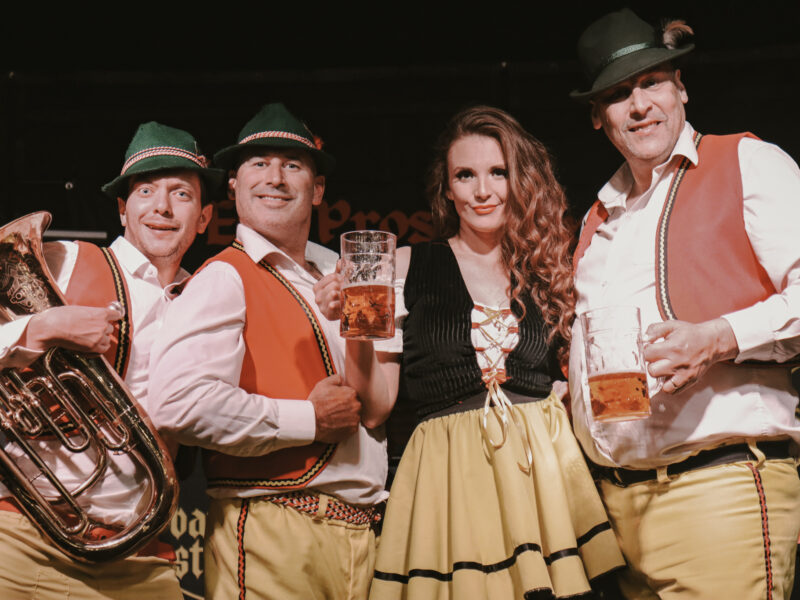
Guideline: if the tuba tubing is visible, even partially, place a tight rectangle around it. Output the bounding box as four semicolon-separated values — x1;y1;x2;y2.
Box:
0;211;178;563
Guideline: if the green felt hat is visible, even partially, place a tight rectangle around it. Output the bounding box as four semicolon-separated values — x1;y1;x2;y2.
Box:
102;122;225;200
213;103;335;175
570;8;694;102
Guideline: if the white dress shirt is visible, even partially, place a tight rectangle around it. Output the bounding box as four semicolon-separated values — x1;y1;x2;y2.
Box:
0;236;187;524
569;123;800;469
148;224;388;506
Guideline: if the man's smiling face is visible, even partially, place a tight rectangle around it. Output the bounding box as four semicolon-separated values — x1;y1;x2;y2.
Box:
229;148;324;252
119;170;210;268
591;66;689;175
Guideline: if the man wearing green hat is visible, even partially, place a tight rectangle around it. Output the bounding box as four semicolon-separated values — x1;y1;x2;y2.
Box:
0;121;221;598
568;8;800;599
149;103;390;599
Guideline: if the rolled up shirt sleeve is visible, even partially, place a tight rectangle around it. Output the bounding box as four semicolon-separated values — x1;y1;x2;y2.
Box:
0;241;76;369
148;261;316;456
0;317;43;368
722;138;800;362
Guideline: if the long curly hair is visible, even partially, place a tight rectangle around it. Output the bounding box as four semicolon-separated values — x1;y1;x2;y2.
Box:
427;105;575;358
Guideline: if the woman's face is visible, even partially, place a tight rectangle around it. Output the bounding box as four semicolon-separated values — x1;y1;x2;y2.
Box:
445;134;508;239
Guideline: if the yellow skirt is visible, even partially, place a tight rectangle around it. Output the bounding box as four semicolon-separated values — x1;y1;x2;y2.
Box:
370;392;624;600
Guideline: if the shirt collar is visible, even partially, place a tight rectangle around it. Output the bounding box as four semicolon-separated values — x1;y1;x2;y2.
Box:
235;223;338;278
597;122;698;211
109;236;189;286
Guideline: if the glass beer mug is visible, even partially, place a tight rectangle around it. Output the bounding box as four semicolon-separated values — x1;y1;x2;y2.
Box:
339;230;396;340
580;305;651;422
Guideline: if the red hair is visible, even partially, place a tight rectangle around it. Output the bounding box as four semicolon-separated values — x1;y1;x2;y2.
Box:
427;106;575;358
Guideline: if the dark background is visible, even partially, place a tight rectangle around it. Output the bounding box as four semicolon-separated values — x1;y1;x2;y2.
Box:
2;1;799;268
2;2;799;598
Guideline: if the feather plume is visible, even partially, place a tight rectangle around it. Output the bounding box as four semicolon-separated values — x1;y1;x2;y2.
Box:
661;19;694;49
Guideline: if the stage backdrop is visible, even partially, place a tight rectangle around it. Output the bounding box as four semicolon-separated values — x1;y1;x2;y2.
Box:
2;45;799;599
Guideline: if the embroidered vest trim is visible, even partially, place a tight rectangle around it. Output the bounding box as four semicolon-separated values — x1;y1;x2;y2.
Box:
574;132;772;322
573;132;791;366
653;132;774;322
203;241;337;490
654;132;703;320
63;242;132;377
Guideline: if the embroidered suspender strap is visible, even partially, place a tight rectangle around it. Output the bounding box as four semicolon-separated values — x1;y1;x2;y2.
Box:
203;242;336;490
63;242;133;378
99;247;133;376
654;131;703;321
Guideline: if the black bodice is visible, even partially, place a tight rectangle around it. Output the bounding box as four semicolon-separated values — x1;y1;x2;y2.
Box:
400;241;557;419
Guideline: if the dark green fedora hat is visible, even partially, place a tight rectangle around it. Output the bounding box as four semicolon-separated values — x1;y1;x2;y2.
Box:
213;103;335;175
102;122;226;200
570;8;694;102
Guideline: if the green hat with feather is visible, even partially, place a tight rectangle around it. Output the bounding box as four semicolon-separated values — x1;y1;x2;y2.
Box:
570;8;694;102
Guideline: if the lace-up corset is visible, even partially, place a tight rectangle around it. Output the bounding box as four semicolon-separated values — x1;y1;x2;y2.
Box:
471;304;519;386
400;241;556;420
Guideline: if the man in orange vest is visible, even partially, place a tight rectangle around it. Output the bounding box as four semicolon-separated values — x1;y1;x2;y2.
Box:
0;122;221;598
568;9;800;599
149;103;391;599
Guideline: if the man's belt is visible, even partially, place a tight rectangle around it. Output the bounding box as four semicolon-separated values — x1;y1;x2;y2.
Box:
265;491;383;527
592;440;793;488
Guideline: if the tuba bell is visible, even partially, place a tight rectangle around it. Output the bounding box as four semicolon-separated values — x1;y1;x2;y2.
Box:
0;211;178;563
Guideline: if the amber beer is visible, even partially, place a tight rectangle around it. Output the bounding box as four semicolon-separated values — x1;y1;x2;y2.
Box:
588;371;650;422
340;230;396;341
580;305;651;422
340;284;395;340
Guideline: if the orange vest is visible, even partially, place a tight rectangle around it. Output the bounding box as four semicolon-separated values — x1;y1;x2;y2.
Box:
201;243;337;491
574;132;774;323
63;241;133;377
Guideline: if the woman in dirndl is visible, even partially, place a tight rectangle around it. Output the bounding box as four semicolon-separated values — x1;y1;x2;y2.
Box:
315;105;625;599
362;106;625;600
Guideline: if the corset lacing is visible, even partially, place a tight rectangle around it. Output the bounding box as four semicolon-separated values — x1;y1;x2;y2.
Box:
472;304;534;473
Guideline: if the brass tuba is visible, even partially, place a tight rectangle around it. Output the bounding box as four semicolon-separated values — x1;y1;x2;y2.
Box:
0;211;177;563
